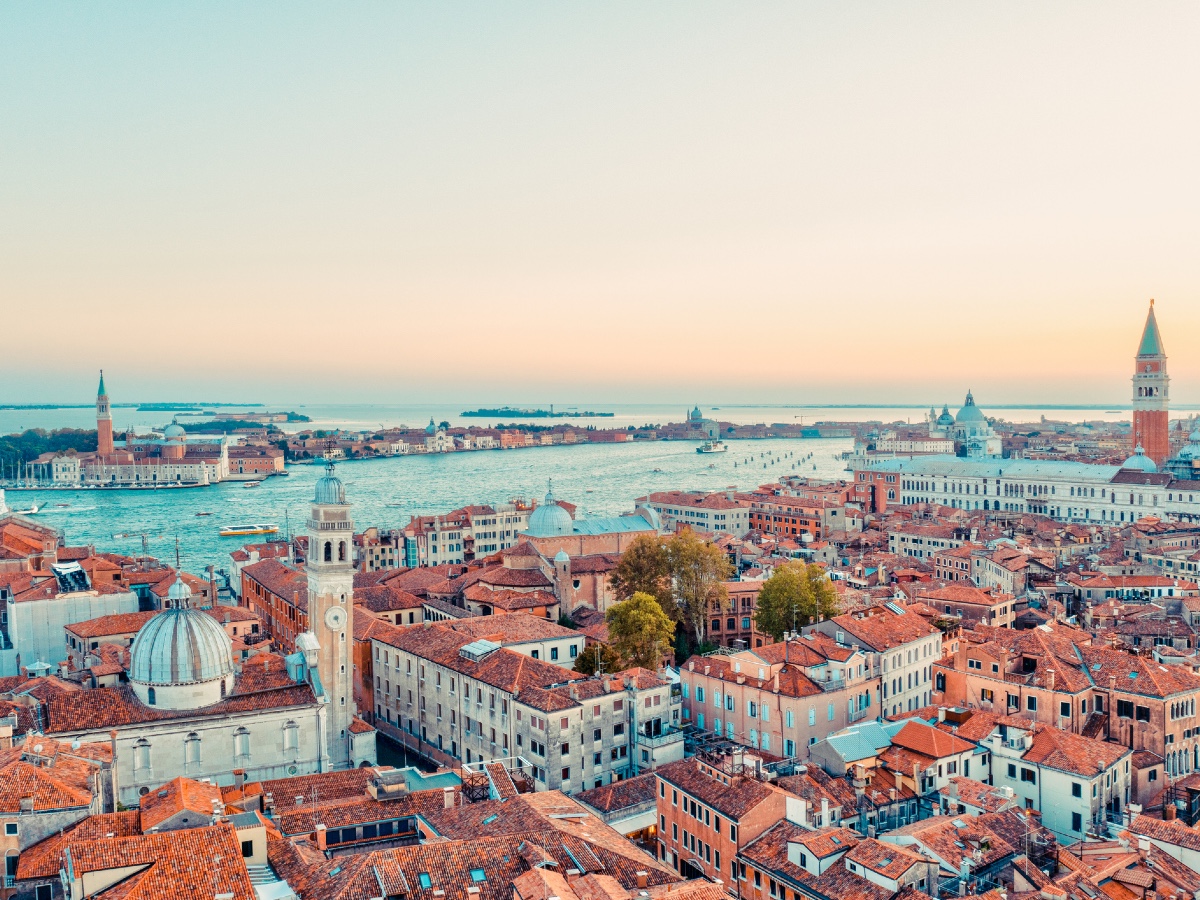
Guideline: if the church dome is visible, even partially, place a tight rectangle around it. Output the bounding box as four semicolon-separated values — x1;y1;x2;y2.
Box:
955;392;987;425
689;406;703;422
527;491;573;537
936;405;955;427
1181;429;1200;460
163;423;186;439
554;550;570;564
314;474;346;505
1121;445;1158;473
129;577;234;706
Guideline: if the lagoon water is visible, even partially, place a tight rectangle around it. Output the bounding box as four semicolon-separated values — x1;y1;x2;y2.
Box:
5;400;1142;574
15;436;854;573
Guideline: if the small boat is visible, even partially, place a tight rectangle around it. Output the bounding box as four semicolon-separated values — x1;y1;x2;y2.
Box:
219;523;279;537
55;502;70;507
13;504;39;515
243;481;263;489
195;511;213;517
696;440;727;454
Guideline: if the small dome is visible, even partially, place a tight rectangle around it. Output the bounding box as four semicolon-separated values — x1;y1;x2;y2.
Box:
130;608;233;687
1122;445;1158;473
554;550;570;564
689;406;703;421
955;392;987;424
426;417;437;435
314;474;346;505
527;491;573;537
163;423;186;439
166;574;192;607
936;405;955;427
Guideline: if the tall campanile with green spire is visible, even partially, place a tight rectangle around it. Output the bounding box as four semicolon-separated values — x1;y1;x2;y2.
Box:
96;370;114;456
1132;300;1169;466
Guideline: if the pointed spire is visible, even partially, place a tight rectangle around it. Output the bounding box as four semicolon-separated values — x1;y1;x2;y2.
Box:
1137;299;1166;357
97;370;107;397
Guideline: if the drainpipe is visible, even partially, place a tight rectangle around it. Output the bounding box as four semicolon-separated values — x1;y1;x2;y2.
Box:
109;729;119;811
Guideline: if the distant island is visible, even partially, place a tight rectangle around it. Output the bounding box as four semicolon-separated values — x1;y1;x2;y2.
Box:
137;402;265;412
461;406;613;418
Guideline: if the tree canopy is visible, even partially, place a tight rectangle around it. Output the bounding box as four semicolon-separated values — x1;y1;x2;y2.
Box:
572;642;623;675
666;529;732;647
753;561;841;641
605;591;675;670
608;534;672;606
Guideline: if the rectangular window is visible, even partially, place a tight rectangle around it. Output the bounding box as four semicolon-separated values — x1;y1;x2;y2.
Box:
1072;782;1082;798
1072;812;1082;832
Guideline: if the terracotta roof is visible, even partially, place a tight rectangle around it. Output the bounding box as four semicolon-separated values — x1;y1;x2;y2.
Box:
44;680;315;734
476;567;553;589
140;776;224;831
0;740;96;813
655;758;777;820
889;720;977;759
830;607;938;651
1021;724;1129;776
64;823;255;900
16;810;142;880
574;771;658;815
1128;814;1200;852
65;610;159;639
846;836;927;879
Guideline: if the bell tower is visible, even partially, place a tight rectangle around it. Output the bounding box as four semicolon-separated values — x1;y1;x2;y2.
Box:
305;451;356;768
96;370;114;456
1132;300;1170;466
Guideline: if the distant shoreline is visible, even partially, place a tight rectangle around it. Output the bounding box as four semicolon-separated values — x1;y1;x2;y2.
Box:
461;407;614;418
0;402;264;411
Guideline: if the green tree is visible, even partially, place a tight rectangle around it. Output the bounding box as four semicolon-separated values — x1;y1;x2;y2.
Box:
606;592;675;670
666;529;732;647
572;642;624;675
609;535;672;606
753;561;841;642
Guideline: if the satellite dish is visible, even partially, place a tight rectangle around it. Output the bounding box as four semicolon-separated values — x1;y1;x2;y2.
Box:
72;740;82;750
33;744;43;755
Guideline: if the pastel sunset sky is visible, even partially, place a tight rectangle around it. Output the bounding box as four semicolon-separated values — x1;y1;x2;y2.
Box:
3;4;1199;406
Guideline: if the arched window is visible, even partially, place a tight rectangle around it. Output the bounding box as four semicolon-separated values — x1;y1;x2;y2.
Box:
184;732;201;770
220;679;227;699
283;720;299;754
338;541;346;562
324;541;332;562
233;727;251;760
134;739;151;773
147;687;156;706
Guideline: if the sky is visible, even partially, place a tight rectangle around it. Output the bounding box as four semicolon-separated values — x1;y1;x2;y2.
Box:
2;4;1199;407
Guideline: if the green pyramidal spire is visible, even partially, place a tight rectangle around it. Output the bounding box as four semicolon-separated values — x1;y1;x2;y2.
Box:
1138;300;1165;357
97;370;107;396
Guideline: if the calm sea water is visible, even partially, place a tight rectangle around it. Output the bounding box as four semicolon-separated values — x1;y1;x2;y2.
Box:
4;399;1145;574
13;437;855;573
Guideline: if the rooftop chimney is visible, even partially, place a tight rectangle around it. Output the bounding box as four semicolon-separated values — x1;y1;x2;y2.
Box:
315;824;327;851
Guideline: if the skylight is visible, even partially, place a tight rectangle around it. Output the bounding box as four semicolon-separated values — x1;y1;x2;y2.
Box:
470;869;487;883
330;867;342;877
481;814;498;825
419;873;432;889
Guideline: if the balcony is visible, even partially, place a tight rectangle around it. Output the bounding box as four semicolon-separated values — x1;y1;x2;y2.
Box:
847;707;870;723
817;677;849;693
636;728;685;750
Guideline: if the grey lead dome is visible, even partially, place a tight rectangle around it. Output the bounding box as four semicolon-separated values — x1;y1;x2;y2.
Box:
129;576;234;686
314;473;347;505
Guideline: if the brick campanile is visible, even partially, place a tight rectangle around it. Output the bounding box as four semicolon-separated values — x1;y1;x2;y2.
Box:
96;370;114;456
1131;300;1170;466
